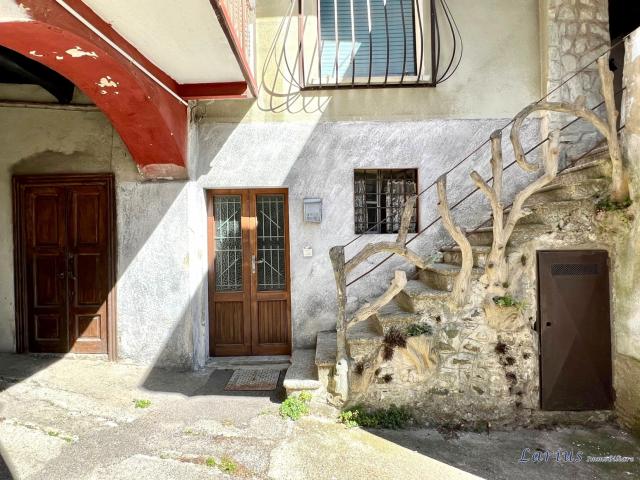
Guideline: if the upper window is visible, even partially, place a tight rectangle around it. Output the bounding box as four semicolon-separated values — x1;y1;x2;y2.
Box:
319;0;416;82
354;169;418;234
295;0;462;88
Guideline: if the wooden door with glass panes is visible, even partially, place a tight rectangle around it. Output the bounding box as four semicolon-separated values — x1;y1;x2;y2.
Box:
207;189;291;356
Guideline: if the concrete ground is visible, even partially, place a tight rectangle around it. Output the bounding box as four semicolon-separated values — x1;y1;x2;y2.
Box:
0;354;638;480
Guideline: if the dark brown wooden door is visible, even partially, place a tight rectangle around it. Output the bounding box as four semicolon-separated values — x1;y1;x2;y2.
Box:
23;185;68;353
208;189;291;356
14;175;114;355
537;250;613;411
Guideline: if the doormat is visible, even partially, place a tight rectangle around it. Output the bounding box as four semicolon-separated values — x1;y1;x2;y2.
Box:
224;369;280;391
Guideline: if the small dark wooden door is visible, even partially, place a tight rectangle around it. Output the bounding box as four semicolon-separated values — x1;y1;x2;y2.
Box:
14;175;114;355
537;250;613;410
208;189;291;356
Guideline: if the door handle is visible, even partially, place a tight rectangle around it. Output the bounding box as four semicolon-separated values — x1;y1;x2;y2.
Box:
251;255;264;274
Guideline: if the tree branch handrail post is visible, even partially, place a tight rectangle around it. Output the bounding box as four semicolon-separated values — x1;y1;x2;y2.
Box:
328;195;421;400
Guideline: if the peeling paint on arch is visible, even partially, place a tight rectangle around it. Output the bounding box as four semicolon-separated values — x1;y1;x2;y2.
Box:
0;0;188;178
65;46;98;58
97;76;118;88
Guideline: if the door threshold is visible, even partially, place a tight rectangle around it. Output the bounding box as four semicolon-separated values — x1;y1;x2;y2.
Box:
28;352;109;362
207;355;291;370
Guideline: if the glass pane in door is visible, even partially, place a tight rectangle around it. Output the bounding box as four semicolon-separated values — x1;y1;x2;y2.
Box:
256;195;286;291
214;195;243;292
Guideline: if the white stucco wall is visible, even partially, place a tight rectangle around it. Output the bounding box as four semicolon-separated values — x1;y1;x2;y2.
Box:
194;0;544;349
194;119;541;348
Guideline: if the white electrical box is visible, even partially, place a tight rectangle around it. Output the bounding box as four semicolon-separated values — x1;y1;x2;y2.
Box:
303;246;313;257
303;198;322;223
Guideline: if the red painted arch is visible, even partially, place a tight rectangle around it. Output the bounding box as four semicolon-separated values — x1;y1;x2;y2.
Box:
0;1;188;178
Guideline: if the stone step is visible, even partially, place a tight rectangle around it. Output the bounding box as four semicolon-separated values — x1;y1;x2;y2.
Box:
283;349;321;396
315;331;337;368
525;178;609;206
315;330;337;389
491;196;597;226
519;198;597;226
375;300;422;333
440;245;493;268
465;223;552;246
395;279;451;313
346;317;383;362
418;262;484;292
571;147;610;167
551;157;611;186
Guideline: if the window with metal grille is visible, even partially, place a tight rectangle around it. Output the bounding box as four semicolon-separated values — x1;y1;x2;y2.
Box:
354;169;418;234
319;0;417;82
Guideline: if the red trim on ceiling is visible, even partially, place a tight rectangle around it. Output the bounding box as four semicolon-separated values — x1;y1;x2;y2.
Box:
68;0;257;100
58;0;180;92
0;1;188;177
177;82;248;99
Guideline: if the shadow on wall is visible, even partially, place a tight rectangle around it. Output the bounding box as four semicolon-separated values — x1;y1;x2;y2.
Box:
255;0;329;115
1;129;191;383
0;451;13;479
192;108;545;351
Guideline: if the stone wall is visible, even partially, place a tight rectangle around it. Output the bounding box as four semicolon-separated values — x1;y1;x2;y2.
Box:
355;152;629;428
542;0;611;161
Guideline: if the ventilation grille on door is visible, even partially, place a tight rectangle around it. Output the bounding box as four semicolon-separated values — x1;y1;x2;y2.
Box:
551;263;599;276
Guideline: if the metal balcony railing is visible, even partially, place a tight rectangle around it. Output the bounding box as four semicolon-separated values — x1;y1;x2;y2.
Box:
296;0;462;89
219;0;256;71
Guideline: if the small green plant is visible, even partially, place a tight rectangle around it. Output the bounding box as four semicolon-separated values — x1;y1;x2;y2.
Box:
219;456;238;474
596;196;632;213
406;323;433;337
493;295;526;312
339;405;412;429
133;399;152;409
339;409;360;428
183;428;195;435
299;391;312;402
47;430;59;437
205;457;216;468
279;391;312;420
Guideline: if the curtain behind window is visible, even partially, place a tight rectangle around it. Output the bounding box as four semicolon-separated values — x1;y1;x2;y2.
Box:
385;178;416;233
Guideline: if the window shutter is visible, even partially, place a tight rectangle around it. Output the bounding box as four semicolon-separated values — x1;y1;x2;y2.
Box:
319;0;416;80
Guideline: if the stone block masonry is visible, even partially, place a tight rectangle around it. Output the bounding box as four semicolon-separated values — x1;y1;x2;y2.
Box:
543;0;611;161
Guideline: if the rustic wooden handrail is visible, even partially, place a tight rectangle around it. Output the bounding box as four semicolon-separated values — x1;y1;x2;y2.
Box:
436;174;473;307
329;195;419;399
328;52;629;402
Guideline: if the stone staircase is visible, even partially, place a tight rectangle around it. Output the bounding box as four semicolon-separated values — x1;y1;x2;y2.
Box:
285;149;612;398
